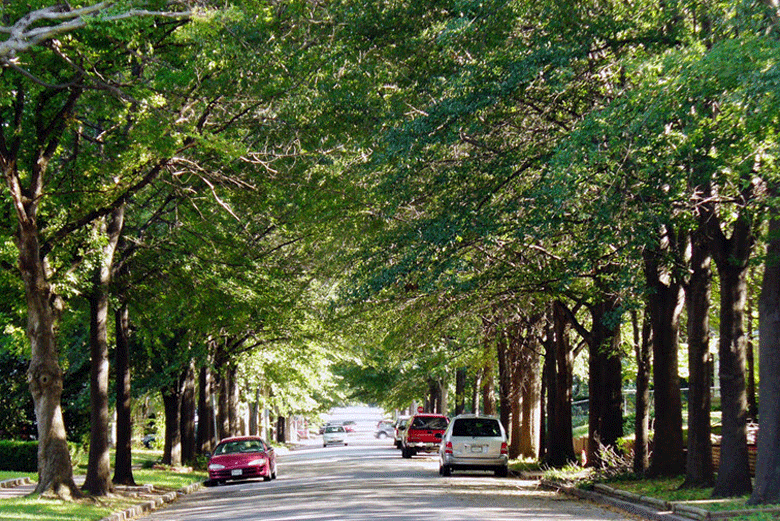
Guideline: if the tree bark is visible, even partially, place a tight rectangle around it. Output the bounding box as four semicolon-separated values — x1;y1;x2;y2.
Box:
83;206;124;496
113;303;136;486
162;388;182;467
481;318;496;416
545;301;576;467
180;361;197;464
682;225;714;488
749;212;780;504
643;230;685;477
197;362;215;453
709;211;753;498
496;328;511;439
520;342;540;459
587;301;623;467
455;368;467;415
633;308;652;475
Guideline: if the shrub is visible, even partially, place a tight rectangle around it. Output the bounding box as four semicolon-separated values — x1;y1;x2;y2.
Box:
0;441;37;472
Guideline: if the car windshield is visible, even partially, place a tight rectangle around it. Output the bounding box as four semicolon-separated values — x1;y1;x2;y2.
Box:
452;418;501;437
214;439;265;455
410;416;448;430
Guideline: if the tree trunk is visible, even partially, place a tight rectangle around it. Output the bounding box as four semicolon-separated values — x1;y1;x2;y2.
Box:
19;230;80;498
83;207;124;496
197;363;215;453
496;329;511;438
587;301;623;467
162;389;182;467
746;269;758;420
481;319;496;416
180;361;197;464
520;343;540;458
217;370;231;440
545;301;575;467
455;368;467;416
113;303;136;486
633;308;652;475
644;234;685;477
682;226;714;488
228;364;241;435
710;217;753;498
749;213;780;504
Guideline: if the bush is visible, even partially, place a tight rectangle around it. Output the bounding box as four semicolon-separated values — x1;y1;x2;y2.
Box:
0;441;37;472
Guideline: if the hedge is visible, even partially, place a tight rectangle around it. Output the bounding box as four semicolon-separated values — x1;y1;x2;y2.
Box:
0;441;37;472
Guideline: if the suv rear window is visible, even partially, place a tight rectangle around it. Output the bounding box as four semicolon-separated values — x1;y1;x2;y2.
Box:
410;416;448;430
452;418;501;437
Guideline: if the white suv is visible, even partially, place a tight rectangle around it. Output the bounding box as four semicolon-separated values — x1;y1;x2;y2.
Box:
438;414;508;477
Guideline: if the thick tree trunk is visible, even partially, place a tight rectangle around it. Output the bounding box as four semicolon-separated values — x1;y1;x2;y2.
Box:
162;389;182;467
481;319;496;416
217;370;231;440
749;214;780;504
455;368;467;415
197;363;215;453
587;301;623;467
682;226;714;488
633;308;652;475
180;362;197;464
82;289;113;495
113;303;136;486
644;236;685;477
545;301;575;467
18;230;80;498
711;222;753;497
496;330;511;439
83;207;123;496
228;365;241;435
519;344;540;459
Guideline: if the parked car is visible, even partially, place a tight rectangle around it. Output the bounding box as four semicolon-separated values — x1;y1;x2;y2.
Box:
393;417;410;449
438;414;508;477
206;436;276;486
375;420;395;439
323;424;348;447
402;413;449;458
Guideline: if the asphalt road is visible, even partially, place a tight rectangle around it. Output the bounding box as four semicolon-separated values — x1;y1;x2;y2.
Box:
134;431;641;521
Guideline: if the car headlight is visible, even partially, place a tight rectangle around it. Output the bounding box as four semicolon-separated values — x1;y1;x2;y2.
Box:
247;458;266;466
208;463;225;471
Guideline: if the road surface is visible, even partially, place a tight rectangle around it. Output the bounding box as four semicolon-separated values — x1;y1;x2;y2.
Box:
134;430;640;521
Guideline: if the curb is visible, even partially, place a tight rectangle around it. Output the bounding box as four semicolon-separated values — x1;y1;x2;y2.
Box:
98;481;203;521
541;479;692;521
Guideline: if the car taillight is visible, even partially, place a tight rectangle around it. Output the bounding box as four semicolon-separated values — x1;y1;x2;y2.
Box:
445;442;453;455
501;442;508;455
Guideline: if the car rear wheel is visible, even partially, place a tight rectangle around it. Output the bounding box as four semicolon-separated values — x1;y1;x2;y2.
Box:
439;465;451;476
401;446;413;459
495;466;509;477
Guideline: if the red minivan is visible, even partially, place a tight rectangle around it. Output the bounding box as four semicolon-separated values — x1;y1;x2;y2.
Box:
401;413;449;458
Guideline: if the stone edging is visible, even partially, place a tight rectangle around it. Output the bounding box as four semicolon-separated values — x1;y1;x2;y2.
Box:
542;479;780;521
0;477;32;488
98;481;203;521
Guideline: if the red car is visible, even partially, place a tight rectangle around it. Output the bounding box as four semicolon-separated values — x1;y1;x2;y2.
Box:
206;436;277;485
402;413;449;458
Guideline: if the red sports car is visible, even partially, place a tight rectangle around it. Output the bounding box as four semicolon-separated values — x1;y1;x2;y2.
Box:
206;436;277;485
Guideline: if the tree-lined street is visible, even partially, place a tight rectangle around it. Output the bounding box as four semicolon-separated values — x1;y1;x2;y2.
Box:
136;433;639;521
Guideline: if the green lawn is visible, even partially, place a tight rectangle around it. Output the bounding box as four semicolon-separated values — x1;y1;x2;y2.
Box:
0;449;206;521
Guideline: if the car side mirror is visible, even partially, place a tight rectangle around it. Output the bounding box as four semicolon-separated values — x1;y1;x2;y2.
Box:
204;452;211;458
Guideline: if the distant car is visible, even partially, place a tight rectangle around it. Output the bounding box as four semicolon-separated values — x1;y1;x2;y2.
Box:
402;413;449;458
439;414;508;477
320;420;356;435
206;436;277;486
394;417;410;449
323;425;348;447
375;420;395;439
